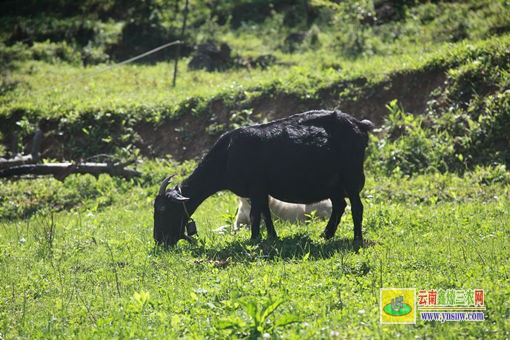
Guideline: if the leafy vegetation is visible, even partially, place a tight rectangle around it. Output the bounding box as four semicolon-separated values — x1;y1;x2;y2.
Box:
2;34;509;166
1;1;509;166
1;0;509;338
0;164;509;338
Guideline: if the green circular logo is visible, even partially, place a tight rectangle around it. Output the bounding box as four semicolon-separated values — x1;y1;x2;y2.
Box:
383;303;412;316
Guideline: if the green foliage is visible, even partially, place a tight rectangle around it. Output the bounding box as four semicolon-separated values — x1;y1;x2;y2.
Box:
2;34;509;170
0;43;32;68
58;109;142;159
0;162;509;338
0;173;130;220
367;96;509;176
3;0;508;67
367;100;459;175
365;37;510;176
217;297;300;338
2;16;118;65
229;108;256;129
30;40;83;65
109;0;186;62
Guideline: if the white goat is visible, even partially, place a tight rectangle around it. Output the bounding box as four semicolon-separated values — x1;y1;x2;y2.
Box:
234;196;332;229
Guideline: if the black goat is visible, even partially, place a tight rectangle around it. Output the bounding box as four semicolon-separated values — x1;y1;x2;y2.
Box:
154;110;374;246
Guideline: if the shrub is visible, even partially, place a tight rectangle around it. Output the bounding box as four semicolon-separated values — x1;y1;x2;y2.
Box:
368;100;457;176
30;40;82;64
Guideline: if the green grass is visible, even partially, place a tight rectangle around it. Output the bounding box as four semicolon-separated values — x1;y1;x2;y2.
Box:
1;1;509;337
2;33;507;118
1;165;509;338
2;1;509;170
2;0;508;127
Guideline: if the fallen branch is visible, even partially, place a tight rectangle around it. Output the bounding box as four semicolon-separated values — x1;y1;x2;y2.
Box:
0;129;42;170
1;129;140;180
0;162;141;180
0;154;35;170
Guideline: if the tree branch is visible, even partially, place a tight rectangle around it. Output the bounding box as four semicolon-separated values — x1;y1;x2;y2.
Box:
0;162;141;180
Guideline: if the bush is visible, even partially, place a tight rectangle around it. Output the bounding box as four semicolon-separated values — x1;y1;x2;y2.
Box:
368;90;509;176
30;40;82;64
0;42;32;68
367;100;458;176
466;91;510;166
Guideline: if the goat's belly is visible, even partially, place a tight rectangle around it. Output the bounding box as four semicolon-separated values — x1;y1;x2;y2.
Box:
268;177;340;204
270;193;330;204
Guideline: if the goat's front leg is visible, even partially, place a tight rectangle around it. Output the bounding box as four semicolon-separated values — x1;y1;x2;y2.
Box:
321;198;347;239
249;200;262;240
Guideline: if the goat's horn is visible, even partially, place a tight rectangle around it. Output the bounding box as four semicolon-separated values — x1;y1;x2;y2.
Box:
158;175;175;196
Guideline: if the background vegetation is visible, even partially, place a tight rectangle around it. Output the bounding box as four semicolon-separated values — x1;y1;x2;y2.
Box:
1;0;509;338
1;0;509;168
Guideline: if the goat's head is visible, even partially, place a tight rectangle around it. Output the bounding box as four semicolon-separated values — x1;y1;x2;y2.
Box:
153;175;196;246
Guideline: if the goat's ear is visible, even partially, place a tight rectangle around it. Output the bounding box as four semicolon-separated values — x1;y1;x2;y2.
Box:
166;189;190;202
174;193;190;202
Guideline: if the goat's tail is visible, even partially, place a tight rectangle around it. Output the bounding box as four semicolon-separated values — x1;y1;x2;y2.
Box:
358;119;375;132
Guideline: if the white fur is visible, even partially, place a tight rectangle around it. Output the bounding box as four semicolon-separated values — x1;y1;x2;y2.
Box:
234;196;332;228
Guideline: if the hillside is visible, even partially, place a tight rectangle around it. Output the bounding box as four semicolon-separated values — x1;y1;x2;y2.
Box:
1;0;509;171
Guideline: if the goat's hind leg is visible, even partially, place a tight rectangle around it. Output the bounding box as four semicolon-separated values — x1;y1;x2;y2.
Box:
249;195;277;240
321;198;347;239
261;201;277;239
349;194;363;243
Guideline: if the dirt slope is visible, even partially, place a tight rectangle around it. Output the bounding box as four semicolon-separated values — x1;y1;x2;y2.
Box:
138;68;445;161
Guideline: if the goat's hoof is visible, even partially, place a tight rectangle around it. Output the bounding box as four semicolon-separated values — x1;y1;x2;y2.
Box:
268;233;278;240
320;232;334;240
250;234;261;241
353;237;363;251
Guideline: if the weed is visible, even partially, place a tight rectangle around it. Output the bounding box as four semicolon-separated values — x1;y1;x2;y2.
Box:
217;297;300;338
33;211;56;259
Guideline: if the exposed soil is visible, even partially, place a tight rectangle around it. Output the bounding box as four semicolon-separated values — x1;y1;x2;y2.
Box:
2;67;446;162
137;68;446;161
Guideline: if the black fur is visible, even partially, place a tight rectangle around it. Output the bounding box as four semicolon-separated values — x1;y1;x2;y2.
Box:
154;110;373;246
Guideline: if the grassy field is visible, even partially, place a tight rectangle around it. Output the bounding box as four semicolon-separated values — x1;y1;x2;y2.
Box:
1;0;510;338
1;164;509;338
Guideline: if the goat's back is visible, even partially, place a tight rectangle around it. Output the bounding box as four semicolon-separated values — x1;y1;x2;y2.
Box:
221;110;372;203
